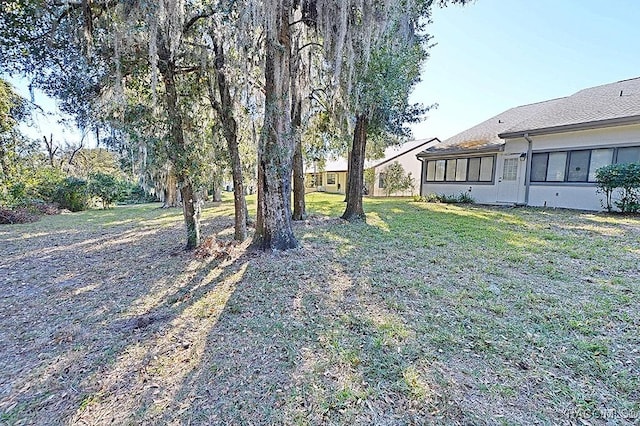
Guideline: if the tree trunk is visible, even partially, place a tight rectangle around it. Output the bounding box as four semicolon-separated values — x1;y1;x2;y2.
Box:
341;113;367;221
179;180;200;249
211;171;223;202
158;43;200;249
163;170;178;208
291;96;306;220
251;1;298;250
210;38;248;241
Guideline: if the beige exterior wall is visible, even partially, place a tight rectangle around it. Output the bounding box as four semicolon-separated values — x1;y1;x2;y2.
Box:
305;171;347;194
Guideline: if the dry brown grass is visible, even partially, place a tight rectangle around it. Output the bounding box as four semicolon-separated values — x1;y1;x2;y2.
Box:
1;194;639;425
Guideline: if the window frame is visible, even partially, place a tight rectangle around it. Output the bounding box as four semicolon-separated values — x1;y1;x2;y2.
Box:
326;173;336;185
529;144;640;184
423;155;496;184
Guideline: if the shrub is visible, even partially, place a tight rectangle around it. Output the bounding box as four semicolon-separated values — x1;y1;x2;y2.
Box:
457;191;475;204
596;163;640;213
381;162;414;196
52;177;89;212
88;172;124;209
412;192;475;204
120;182;157;204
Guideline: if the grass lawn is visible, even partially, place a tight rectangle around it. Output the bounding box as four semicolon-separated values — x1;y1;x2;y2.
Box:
1;193;639;425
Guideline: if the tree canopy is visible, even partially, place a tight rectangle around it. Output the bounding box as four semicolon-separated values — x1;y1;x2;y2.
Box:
0;0;466;249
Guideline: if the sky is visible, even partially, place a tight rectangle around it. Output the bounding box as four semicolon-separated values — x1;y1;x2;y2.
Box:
5;0;640;146
5;75;89;147
409;0;640;141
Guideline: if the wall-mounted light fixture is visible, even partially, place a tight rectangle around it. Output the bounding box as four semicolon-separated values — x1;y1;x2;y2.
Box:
519;153;527;161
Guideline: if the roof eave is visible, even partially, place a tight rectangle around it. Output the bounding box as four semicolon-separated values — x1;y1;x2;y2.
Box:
498;115;640;139
416;144;504;159
372;137;440;168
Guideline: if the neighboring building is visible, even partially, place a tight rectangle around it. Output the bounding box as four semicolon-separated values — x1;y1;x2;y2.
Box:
368;137;440;196
305;159;349;194
306;137;440;196
417;77;640;210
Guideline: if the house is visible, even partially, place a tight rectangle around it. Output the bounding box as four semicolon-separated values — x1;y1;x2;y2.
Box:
417;77;640;210
306;137;440;196
305;158;349;194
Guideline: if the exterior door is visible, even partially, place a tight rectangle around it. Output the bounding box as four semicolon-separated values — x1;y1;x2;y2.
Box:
497;156;522;203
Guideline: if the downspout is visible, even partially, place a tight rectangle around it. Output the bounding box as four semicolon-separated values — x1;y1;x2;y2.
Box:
523;133;533;206
419;158;425;197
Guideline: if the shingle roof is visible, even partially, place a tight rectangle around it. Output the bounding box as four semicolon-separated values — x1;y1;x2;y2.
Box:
418;76;640;157
366;137;440;168
501;77;640;137
418;99;563;157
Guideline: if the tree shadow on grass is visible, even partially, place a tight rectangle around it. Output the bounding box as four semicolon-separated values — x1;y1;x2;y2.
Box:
140;204;639;424
4;202;637;424
0;204;247;424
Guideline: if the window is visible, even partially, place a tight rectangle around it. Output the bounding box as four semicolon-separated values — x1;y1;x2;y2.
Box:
327;173;336;185
424;156;494;183
455;159;468;181
502;158;518;181
445;159;457;181
567;150;590;182
531;146;635;183
434;160;446;181
588;149;613;181
426;161;436;182
307;173;323;187
617;147;640;164
546;152;567;182
531;153;548;182
467;158;481;182
379;173;385;188
479;157;494;181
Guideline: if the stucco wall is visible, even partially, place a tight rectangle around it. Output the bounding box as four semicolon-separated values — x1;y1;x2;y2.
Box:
420;124;640;210
511;124;640;210
372;143;436;197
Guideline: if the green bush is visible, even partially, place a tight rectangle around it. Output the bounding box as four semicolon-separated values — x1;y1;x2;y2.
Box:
595;163;640;213
412;192;475;204
88;172;124;209
457;191;474;204
52;177;89;212
120;183;157;204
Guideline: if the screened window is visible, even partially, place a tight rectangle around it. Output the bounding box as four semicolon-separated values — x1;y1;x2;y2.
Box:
546;152;567;182
467;158;481;182
445;159;457;181
617;147;640;164
434;160;446;181
567;150;590;182
455;159;468;181
378;173;385;188
327;173;336;185
588;149;613;181
479;157;494;181
426;161;436;182
531;153;548;182
423;156;494;183
531;146;636;183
